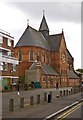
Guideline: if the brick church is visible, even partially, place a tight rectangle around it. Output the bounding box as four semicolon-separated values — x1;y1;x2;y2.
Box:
14;13;80;88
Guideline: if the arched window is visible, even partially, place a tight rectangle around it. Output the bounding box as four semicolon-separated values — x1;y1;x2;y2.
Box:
37;52;41;61
44;54;47;63
18;50;22;61
30;50;34;61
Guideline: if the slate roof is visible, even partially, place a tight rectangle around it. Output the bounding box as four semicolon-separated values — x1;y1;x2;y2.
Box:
68;70;80;79
29;61;59;76
47;34;62;51
15;26;50;50
42;64;59;75
39;15;49;31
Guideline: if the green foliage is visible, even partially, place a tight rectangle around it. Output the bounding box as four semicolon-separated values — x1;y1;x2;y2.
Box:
18;76;25;84
4;86;8;90
76;69;83;73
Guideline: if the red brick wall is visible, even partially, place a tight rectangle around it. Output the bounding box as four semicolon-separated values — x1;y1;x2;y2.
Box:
68;79;80;87
14;46;51;77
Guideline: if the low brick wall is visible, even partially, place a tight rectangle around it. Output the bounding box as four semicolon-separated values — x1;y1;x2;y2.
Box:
2;87;81;114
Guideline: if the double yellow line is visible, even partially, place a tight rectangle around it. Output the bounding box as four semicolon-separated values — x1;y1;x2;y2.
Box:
57;102;83;120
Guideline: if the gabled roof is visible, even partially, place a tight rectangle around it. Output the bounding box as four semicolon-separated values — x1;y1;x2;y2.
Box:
39;15;49;31
68;70;80;79
15;26;50;50
47;33;62;51
42;64;59;75
29;61;59;76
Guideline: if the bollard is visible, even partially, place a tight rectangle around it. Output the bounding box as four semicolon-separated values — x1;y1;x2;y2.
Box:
69;91;71;95
71;89;72;94
63;90;65;96
37;95;40;104
9;99;14;111
44;93;47;101
20;98;24;108
30;96;34;105
50;92;52;100
48;93;51;103
66;90;68;95
74;89;75;94
60;91;62;96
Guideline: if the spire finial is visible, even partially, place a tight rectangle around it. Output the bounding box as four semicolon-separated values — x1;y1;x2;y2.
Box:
43;10;45;16
62;28;63;34
27;19;29;27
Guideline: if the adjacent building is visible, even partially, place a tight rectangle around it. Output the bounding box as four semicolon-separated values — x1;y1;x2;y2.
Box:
0;29;19;91
14;14;80;88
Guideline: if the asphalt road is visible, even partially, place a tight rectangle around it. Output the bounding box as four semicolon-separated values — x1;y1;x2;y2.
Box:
2;92;82;119
65;103;83;119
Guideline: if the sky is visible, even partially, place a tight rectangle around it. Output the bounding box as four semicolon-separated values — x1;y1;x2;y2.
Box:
0;1;82;70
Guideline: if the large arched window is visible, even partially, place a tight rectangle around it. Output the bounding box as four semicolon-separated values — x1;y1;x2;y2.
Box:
18;50;22;61
30;50;34;61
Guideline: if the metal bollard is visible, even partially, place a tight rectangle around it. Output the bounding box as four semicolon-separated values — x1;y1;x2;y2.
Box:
48;93;51;103
63;90;65;96
20;98;24;108
69;91;71;95
44;93;47;101
30;96;34;105
37;95;40;104
50;92;52;100
71;89;72;94
60;91;62;96
66;90;68;95
9;99;14;111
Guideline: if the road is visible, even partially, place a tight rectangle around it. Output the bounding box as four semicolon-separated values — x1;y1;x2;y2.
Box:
51;101;83;120
65;103;83;119
2;92;82;119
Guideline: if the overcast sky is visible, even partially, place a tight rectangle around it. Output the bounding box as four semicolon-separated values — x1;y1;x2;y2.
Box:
0;1;82;69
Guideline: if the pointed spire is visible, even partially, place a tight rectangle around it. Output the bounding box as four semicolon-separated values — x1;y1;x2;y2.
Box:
39;11;49;32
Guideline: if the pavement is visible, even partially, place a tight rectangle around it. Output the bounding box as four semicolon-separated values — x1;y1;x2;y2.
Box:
2;90;82;119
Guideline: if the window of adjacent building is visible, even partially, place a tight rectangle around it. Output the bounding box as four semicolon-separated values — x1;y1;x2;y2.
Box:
12;78;17;85
0;50;2;56
18;50;22;61
0;62;3;71
0;35;3;44
2;50;7;56
30;50;34;61
8;39;11;46
3;62;8;71
8;51;11;57
12;64;16;72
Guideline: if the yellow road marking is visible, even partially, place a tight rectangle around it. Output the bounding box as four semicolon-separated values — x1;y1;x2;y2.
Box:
62;105;81;120
57;102;83;120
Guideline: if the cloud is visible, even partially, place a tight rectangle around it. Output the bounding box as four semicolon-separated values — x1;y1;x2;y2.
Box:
0;2;81;69
7;2;81;23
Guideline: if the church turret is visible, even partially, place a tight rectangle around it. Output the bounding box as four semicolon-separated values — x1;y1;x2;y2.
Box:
39;11;49;39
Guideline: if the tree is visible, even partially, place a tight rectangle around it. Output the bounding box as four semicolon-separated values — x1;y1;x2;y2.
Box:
76;69;83;73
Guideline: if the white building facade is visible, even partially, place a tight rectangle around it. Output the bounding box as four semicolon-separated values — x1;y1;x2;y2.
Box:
0;29;19;91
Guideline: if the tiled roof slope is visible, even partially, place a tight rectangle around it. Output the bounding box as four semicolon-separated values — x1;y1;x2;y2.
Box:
15;26;50;50
29;61;59;76
68;70;79;79
47;34;62;51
